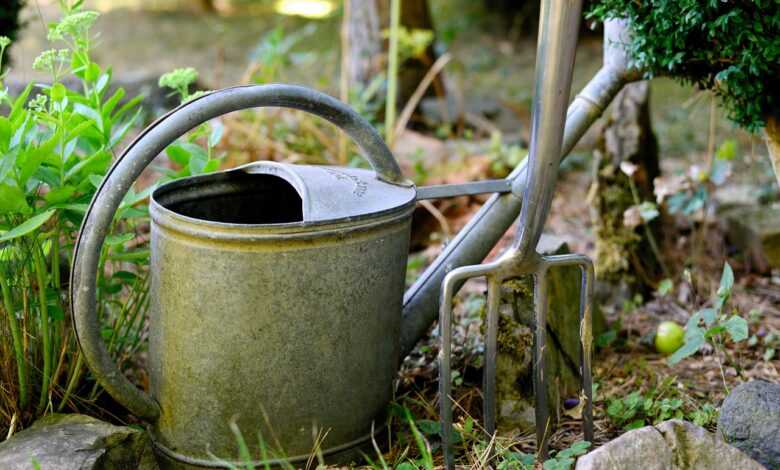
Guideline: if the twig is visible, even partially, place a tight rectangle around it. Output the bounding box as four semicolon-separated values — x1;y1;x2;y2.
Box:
4;412;16;441
392;52;452;145
419;200;451;241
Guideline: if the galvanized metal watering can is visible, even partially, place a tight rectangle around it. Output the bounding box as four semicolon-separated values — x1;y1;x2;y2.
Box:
71;85;425;467
71;8;641;468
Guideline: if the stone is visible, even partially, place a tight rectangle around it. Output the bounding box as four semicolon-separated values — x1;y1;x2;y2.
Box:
718;380;780;468
576;419;764;470
721;204;780;272
0;414;159;470
575;425;671;470
496;235;606;433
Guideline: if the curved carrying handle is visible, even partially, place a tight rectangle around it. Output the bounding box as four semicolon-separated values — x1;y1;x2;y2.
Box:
70;84;408;421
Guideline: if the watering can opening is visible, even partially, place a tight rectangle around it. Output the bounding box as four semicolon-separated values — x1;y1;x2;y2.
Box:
153;171;305;225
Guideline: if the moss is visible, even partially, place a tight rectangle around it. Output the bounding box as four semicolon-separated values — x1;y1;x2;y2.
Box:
593;164;642;281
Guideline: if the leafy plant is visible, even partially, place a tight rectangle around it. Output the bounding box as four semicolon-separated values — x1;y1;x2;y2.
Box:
690;403;718;428
667;262;748;393
488;131;527;178
607;391;684;430
0;1;217;433
588;1;779;132
0;1;148;426
588;1;780;187
668;263;747;363
158;67;222;179
542;441;591;470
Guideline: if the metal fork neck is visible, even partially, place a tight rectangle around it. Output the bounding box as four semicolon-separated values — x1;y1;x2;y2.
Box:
512;0;583;258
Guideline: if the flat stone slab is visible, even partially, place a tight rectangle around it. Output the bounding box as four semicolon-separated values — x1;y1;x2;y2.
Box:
0;414;158;470
576;419;764;470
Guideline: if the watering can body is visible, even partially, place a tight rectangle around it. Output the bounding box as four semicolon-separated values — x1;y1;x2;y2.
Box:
147;163;415;465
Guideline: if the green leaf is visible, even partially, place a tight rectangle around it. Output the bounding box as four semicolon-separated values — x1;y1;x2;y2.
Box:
201;158;219;174
50;82;67;101
166;144;191;166
764;348;776;362
108;249;149;262
10;83;33;121
638;201;659;222
415;419;440;435
0;209;56;242
0;116;11;151
716;139;737;160
704;325;726;338
668;330;705;365
208;120;224;148
43;185;76;205
625;419;645;430
73;103;103;131
109;108;141;148
106;233;134;246
717;262;734;298
657;278;673;296
65;150;110;182
723;315;748;342
699;308;717;327
685;313;704;336
101;87;125;118
0;183;29;214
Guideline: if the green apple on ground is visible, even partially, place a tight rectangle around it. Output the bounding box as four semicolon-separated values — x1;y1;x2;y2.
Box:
655;321;685;355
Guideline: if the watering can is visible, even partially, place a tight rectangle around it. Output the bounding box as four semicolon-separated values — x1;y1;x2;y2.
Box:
71;4;640;467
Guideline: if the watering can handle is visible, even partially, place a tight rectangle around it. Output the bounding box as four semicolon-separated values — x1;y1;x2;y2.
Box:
70;84;409;421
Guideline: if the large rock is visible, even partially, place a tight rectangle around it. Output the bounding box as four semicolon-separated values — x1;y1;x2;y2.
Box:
496;235;606;433
718;380;780;468
576;419;764;470
0;414;158;470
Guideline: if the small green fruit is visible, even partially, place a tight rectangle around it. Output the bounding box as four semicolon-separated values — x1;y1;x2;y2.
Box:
655;321;685;355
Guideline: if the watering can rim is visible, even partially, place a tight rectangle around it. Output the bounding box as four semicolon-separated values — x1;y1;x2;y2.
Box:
150;160;417;234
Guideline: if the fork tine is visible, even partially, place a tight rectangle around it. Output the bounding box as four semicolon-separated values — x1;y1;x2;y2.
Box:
533;265;551;458
578;258;595;443
483;275;501;436
439;271;458;470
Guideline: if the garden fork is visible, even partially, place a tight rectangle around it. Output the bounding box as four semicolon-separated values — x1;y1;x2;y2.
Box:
438;0;593;466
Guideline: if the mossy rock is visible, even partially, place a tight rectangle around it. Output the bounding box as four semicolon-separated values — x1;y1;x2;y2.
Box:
0;414;158;470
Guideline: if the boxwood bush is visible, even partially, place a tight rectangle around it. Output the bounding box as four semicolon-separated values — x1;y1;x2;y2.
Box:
588;0;780;171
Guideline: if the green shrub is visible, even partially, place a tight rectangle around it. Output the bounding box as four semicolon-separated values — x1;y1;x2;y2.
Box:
588;0;780;131
0;1;215;432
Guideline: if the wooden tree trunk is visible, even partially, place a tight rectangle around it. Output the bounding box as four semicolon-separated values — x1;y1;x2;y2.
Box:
345;0;383;89
346;0;439;106
591;80;663;292
765;115;780;187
